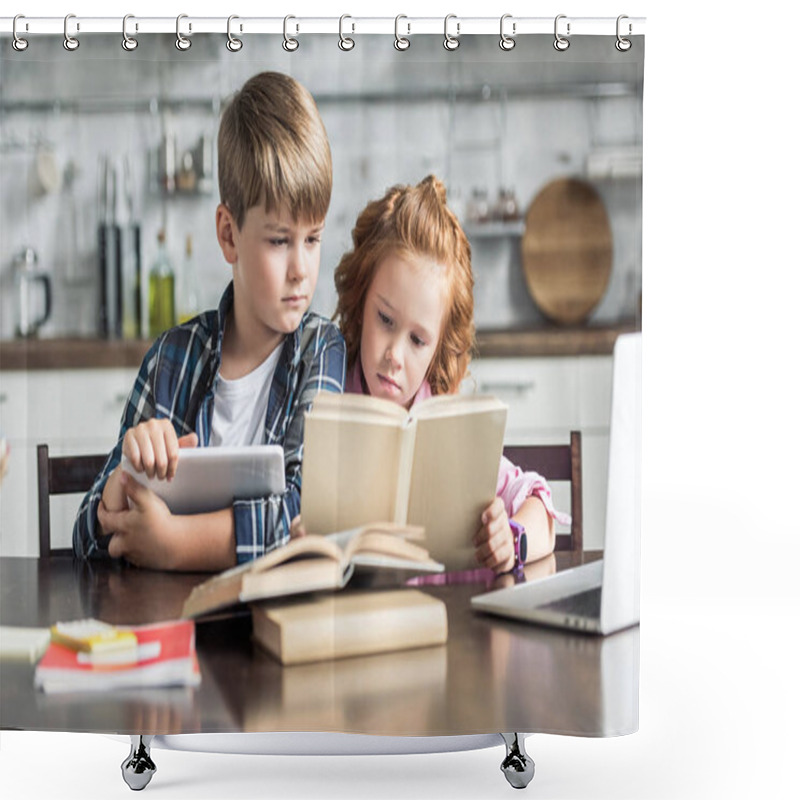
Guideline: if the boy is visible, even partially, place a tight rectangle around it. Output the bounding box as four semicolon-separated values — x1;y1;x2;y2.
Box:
73;71;345;571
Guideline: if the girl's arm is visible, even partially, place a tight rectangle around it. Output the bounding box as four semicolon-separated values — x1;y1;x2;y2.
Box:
511;495;555;563
474;494;554;573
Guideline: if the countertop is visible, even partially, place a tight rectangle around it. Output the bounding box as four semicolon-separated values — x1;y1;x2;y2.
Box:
0;323;639;370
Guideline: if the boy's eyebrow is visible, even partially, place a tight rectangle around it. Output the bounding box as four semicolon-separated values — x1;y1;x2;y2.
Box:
263;223;290;233
262;222;326;233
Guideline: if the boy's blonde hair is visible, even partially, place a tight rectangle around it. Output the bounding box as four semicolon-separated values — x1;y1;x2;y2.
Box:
218;71;332;228
334;175;475;395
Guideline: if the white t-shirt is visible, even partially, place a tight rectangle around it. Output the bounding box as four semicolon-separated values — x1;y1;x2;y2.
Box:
210;343;284;447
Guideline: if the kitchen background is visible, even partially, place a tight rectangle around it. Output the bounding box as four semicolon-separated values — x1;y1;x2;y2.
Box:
0;33;642;337
0;32;642;556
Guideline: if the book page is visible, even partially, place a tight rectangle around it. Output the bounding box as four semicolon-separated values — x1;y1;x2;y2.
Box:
393;419;418;525
406;404;507;569
309;391;410;423
324;522;424;551
181;534;346;617
204;534;344;588
239;558;344;603
301;412;405;535
410;393;508;420
343;528;434;564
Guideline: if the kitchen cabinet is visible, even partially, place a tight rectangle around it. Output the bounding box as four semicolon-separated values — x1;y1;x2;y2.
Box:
0;369;137;557
464;355;613;550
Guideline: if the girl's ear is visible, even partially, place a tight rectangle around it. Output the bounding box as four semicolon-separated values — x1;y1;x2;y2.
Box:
216;204;238;266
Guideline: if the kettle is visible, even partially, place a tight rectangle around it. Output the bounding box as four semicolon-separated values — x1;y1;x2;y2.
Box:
13;247;52;338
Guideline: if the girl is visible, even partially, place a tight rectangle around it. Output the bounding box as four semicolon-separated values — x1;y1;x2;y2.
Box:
298;175;569;571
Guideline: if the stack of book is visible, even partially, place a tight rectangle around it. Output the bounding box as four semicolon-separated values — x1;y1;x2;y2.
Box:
250;588;449;666
34;618;201;694
181;524;450;667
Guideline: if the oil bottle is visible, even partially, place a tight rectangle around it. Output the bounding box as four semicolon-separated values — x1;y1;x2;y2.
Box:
148;229;175;337
177;234;200;324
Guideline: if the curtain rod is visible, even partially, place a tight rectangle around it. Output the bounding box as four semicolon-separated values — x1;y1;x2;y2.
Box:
0;16;646;37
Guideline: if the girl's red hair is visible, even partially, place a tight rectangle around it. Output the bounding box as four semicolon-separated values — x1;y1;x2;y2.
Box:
334;175;475;395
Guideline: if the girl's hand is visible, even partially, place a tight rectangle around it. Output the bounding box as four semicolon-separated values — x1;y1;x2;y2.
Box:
122;420;198;481
473;496;515;573
98;471;182;570
289;515;307;539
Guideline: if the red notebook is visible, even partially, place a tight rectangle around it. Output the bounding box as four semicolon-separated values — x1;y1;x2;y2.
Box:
34;619;201;694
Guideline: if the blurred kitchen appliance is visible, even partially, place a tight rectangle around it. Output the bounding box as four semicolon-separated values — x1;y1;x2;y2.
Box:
119;156;142;339
96;155;142;339
12;247;52;338
151;132;214;196
97;155;121;338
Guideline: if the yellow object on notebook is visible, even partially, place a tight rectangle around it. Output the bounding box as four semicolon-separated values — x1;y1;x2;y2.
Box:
50;619;138;654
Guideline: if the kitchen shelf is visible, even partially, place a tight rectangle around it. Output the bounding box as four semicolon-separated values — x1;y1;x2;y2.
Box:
0;324;640;371
0;82;639;117
0;338;152;371
475;322;640;358
463;221;525;239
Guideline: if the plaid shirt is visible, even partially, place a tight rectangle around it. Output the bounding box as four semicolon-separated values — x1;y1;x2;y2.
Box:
73;281;346;564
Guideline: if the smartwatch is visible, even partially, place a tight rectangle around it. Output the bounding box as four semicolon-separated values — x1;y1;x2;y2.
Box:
509;519;528;570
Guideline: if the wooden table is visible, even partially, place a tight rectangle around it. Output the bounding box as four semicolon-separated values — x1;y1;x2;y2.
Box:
0;552;638;738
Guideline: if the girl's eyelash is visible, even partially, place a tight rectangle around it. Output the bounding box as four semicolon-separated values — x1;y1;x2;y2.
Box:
411;334;426;347
378;310;392;326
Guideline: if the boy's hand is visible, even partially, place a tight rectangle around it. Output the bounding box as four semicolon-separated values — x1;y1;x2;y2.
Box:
289;515;307;539
98;471;181;570
473;496;515;574
100;465;130;516
122;421;198;480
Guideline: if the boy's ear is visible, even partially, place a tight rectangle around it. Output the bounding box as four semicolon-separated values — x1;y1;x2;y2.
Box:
216;203;238;266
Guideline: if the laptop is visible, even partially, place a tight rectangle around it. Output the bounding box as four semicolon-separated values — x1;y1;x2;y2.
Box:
471;332;641;636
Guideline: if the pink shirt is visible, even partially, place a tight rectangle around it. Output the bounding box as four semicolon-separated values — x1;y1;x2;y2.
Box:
345;360;570;526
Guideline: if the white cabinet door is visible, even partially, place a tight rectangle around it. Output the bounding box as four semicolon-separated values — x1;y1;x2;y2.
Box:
25;370;134;446
0;442;34;557
0;368;137;557
0;373;34;557
465;356;613;550
463;357;580;436
0;372;29;443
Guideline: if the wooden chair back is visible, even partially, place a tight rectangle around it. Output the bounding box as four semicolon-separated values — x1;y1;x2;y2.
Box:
36;433;583;555
503;430;582;552
37;444;107;557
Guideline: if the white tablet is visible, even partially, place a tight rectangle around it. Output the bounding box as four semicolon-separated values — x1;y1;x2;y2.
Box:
120;445;285;514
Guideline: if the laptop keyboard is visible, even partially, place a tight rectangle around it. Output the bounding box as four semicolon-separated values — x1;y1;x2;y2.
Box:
538;587;602;619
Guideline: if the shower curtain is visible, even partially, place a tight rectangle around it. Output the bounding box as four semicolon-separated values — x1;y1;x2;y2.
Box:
0;11;643;760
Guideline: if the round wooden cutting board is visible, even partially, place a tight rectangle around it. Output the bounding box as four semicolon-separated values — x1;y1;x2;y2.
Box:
521;178;612;325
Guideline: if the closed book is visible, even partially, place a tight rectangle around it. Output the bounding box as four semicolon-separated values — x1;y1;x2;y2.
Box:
0;626;51;663
300;392;507;569
182;522;443;619
250;588;448;666
34;619;200;694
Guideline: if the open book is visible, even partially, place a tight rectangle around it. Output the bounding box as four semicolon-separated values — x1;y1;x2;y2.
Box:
300;392;508;568
181;523;443;618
